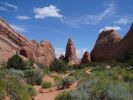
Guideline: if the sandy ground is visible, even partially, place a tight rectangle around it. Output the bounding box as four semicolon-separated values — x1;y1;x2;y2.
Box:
34;74;78;100
5;96;10;100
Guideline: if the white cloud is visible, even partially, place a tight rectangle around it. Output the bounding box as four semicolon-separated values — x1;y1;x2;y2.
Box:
34;5;63;19
55;48;87;58
1;2;18;10
0;7;8;11
99;26;121;33
61;3;116;27
114;18;131;25
10;24;25;32
16;16;30;20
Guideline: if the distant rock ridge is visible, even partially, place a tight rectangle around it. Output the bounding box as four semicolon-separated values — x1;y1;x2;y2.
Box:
65;38;79;65
0;17;55;66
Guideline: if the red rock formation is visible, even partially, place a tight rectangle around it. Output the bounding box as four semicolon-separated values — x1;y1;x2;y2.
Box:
80;51;91;64
110;22;133;61
36;40;55;66
65;38;79;65
0;17;55;66
19;46;36;60
91;29;121;62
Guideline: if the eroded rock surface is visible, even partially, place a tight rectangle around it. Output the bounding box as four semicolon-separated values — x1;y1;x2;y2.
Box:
65;38;79;65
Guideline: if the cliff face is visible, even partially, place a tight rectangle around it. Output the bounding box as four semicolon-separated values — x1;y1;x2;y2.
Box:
0;17;55;66
110;22;133;61
65;38;79;65
91;30;121;62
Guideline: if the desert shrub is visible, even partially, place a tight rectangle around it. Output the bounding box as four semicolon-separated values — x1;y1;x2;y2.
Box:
72;64;88;69
28;59;35;66
24;69;43;85
6;78;30;100
8;68;25;78
50;59;68;72
70;67;133;100
57;77;75;89
0;90;6;100
92;66;106;72
70;70;89;80
0;69;37;100
123;73;133;83
53;75;62;81
55;90;89;100
37;63;50;74
0;80;6;100
103;70;118;80
107;83;132;100
26;85;36;97
70;90;88;100
85;62;102;67
42;82;52;89
55;91;71;100
7;54;26;70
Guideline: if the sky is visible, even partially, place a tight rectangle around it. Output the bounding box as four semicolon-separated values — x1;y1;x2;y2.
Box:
0;0;133;58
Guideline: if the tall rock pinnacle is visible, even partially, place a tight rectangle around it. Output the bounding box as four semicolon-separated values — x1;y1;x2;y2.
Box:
65;38;79;65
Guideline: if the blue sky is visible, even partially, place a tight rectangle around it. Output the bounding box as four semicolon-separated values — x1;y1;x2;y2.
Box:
0;0;133;58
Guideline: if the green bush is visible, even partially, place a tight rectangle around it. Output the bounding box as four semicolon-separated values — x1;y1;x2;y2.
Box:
68;67;133;100
53;75;62;81
24;69;43;85
7;54;26;70
71;70;88;80
0;68;37;100
8;68;25;78
42;82;52;89
57;77;75;90
6;78;30;100
0;71;33;100
50;59;68;72
0;81;6;100
26;85;36;97
123;73;133;83
107;83;132;100
55;91;71;100
37;63;49;74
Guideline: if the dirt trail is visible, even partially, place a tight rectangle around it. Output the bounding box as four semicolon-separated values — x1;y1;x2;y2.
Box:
34;87;62;100
34;74;78;100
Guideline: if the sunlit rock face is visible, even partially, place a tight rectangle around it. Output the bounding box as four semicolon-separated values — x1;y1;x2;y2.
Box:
35;40;55;66
110;22;133;61
65;38;79;65
91;29;121;62
0;17;55;66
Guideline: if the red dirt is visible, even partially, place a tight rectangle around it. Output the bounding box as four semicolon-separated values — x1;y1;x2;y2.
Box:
34;75;78;100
